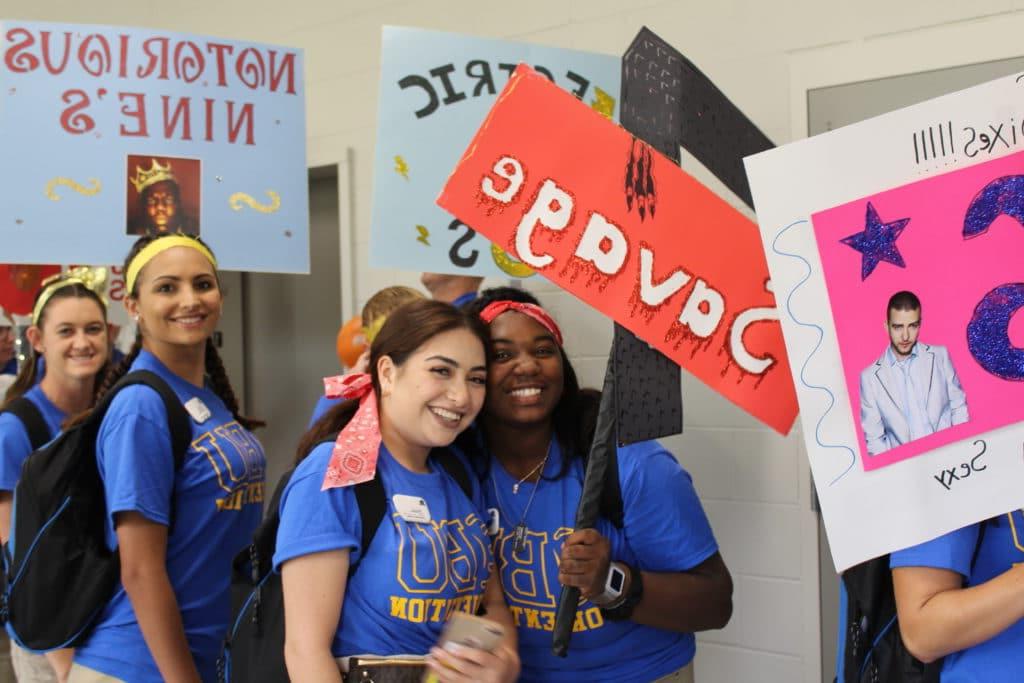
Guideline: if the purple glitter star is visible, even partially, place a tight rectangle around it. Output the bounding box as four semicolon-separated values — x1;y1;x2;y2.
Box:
840;202;910;280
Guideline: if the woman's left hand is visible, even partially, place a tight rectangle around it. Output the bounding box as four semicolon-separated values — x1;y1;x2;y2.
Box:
425;642;520;683
558;528;612;601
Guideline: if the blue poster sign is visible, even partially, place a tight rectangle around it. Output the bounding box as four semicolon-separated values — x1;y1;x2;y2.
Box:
370;26;619;277
0;21;308;273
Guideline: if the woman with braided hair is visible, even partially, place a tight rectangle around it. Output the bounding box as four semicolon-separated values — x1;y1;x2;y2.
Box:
0;271;110;683
69;235;266;683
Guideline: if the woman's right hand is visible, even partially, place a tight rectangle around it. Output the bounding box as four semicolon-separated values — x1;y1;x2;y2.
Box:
425;642;520;683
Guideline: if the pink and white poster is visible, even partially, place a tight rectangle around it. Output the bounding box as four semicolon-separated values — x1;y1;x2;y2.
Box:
812;150;1024;472
746;72;1024;571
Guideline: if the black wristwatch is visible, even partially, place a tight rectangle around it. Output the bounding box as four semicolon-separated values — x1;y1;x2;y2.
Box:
600;563;643;621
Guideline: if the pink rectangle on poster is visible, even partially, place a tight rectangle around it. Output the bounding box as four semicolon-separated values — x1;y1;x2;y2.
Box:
812;149;1024;471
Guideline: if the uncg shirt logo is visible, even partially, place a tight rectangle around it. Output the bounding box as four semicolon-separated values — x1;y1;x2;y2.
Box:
192;421;266;511
1005;509;1024;558
494;525;606;634
387;512;491;625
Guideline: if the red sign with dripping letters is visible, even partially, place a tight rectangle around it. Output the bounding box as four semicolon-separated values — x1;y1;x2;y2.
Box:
437;65;797;434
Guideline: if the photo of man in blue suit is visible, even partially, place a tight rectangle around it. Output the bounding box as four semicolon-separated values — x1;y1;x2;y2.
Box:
859;290;969;455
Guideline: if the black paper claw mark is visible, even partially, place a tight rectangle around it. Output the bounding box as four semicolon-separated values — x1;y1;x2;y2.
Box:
625;138;657;220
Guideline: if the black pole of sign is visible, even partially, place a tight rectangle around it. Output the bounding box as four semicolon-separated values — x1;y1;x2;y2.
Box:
551;352;616;657
552;25;775;658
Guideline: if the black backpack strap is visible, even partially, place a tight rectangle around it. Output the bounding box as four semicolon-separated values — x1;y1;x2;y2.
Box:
110;371;191;467
2;398;50;451
351;472;386;579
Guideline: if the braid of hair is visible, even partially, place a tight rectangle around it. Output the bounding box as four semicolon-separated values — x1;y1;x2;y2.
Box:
204;338;264;431
95;334;143;403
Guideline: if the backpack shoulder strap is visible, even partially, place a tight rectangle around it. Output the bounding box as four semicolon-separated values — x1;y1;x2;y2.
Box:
304;433;387;579
107;370;191;467
970;517;991;573
351;471;386;578
3;397;49;451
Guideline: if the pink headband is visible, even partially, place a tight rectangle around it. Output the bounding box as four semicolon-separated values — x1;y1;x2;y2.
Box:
320;373;381;490
478;301;564;347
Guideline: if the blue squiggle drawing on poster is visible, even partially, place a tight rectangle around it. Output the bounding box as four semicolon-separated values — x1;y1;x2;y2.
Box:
771;219;856;485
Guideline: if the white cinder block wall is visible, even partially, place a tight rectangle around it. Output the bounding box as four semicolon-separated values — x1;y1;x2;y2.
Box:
10;2;1024;680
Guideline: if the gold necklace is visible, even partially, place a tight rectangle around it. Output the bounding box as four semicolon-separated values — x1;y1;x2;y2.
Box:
512;450;550;494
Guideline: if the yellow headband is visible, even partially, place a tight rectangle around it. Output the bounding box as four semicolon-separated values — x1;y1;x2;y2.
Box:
125;236;217;294
32;266;109;326
363;315;388;344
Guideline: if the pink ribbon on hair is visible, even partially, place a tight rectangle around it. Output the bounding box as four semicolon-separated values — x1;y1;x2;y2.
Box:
320;373;381;490
478;301;564;346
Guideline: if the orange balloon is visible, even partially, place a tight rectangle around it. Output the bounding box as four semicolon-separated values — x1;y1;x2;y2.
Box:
336;316;367;368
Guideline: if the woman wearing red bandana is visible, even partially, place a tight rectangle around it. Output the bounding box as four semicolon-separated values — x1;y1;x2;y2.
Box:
274;299;519;682
461;288;733;683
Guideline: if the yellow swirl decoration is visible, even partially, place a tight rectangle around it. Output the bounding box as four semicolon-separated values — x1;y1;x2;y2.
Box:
229;190;282;213
491;244;535;278
590;86;616;120
44;177;102;201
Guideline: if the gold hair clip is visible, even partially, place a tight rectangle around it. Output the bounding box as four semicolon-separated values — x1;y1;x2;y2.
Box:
33;266;108;325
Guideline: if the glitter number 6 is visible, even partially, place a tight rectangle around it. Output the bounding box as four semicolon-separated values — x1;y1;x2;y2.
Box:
964;175;1024;380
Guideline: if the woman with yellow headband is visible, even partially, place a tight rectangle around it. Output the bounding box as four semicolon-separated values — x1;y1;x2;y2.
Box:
0;270;110;683
68;235;266;683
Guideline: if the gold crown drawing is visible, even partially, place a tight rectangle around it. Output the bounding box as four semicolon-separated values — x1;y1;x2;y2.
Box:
129;158;177;194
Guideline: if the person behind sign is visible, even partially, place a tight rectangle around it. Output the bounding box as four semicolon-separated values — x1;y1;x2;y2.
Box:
858;290;968;455
0;271;110;683
128;159;199;237
275;299;519;682
890;510;1024;681
460;287;732;683
0;310;17;397
420;273;483;308
307;285;426;426
70;234;265;683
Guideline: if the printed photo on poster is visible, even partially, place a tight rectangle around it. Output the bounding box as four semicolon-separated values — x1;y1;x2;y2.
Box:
811;149;1024;472
125;155;201;236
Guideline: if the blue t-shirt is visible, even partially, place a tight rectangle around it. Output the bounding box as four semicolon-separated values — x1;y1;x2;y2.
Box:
1;358;16;375
307;395;341;427
890;514;1024;682
74;350;266;683
0;385;66;491
274;442;493;657
483;439;718;683
451;292;478;309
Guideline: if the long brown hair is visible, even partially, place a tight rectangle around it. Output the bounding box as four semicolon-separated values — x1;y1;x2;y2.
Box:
295;299;488;464
88;235;263;430
1;283;109;410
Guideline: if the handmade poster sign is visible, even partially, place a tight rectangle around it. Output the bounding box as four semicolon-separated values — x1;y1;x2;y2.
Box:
745;72;1024;570
370;26;620;278
0;21;308;272
438;65;798;434
612;27;777;444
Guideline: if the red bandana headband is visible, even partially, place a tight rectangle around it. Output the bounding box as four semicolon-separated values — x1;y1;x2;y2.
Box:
320;373;381;490
478;301;564;346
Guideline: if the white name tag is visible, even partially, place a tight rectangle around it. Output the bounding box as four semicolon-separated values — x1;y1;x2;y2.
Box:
486;507;501;536
184;397;211;424
392;494;432;523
